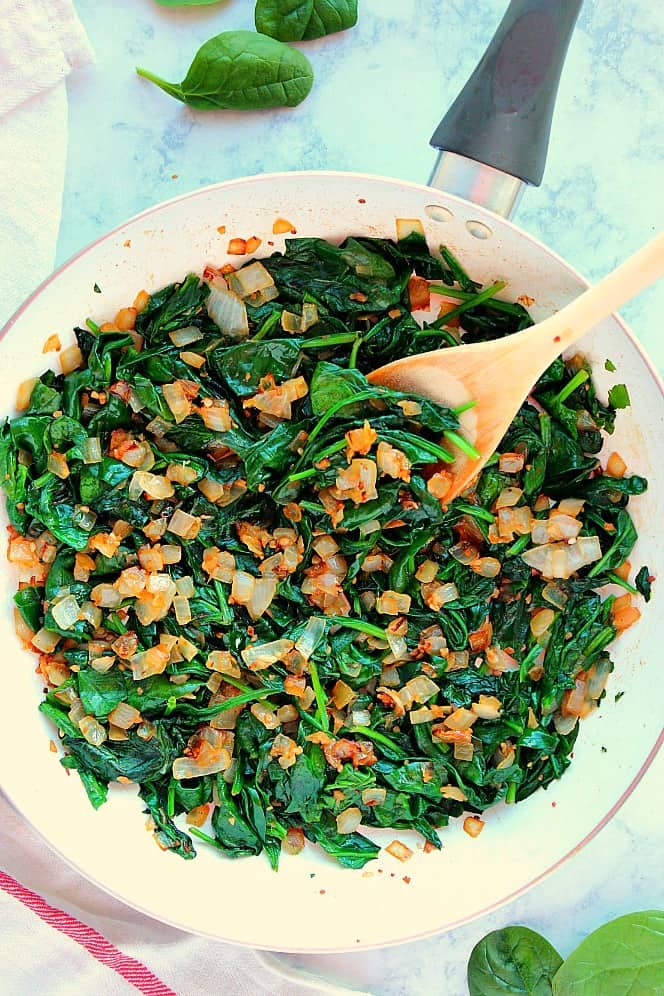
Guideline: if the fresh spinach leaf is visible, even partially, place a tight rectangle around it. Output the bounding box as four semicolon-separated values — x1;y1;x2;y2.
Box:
468;925;563;996
255;0;358;41
137;31;314;111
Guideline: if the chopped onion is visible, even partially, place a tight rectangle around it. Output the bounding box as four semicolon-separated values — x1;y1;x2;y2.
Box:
385;839;413;862
444;707;478;731
463;816;485;838
79;716;107;746
198;400;232;432
90;583;122;608
499;452;525;473
169;325;203;347
51;594;80;630
421;581;459;610
553;711;578;735
16;377;37;411
386;631;408;661
495;486;523;509
470;557;501;578
167;509;201;540
332;680;356;709
166;463;198;485
471;695;502;720
13;607;35;644
129;645;170;680
247;576;278;620
206;282;249;339
359;518;381;536
542;582;568;609
446;650;469;671
336;807;362;835
161;544;182;564
241;638;294;670
395;218;424;240
227;261;276;299
108;702;141;730
349;708;371;727
557;498;585;517
47;451;69;480
32;628;60;653
283;827;305;855
587;657;612;699
522;536;602;579
128;471;174;501
606;451;627;478
173;745;231;780
530;608;555;638
250;702;279;729
450;541;479;565
60;343;83;374
162;382;192;424
415;559;438;583
376;590;411;615
83;437;102;464
294;615;326;660
174;595;191;625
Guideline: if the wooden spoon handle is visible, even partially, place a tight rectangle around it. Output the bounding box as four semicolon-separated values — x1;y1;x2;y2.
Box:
532;229;664;356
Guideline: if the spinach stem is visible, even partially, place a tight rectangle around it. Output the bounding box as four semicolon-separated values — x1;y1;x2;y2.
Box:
452;400;477;416
303;332;357;348
443;429;480;460
308;659;330;732
348;335;363;369
167;779;176;818
506;534;531;557
86;318;100;333
251;310;281;341
350;726;407;758
428;284;525;316
328;616;388;640
556;369;589;404
287;439;346;482
417;280;507;334
606;572;638;595
213;580;233;626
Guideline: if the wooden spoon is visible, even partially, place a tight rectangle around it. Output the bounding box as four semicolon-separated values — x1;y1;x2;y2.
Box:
369;231;664;499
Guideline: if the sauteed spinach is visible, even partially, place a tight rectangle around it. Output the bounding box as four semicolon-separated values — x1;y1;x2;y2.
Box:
3;231;649;868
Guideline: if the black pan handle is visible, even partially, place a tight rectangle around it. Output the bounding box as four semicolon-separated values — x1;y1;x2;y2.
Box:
430;0;582;187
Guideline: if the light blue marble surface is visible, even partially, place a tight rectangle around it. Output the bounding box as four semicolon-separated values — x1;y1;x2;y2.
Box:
58;2;664;993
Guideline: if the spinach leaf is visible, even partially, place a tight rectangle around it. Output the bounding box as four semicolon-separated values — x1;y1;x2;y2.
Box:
61;757;109;809
273;745;326;821
62;723;178;783
137;31;314;111
305;813;379;869
468;926;563;996
255;0;358;41
212;339;301;397
552;911;664;995
77;668;126;719
139;782;196;859
212;779;262;857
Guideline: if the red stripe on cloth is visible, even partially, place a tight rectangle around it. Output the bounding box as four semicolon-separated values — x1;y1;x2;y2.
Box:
0;869;176;996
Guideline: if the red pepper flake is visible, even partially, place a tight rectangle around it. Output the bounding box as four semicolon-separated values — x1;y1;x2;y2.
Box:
217;225;226;235
358;198;366;204
349;292;368;303
123;239;131;248
319;889;326;895
403;876;411;884
49;740;57;753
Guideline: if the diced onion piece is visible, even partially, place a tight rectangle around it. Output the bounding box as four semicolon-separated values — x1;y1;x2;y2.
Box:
385;839;413;862
336;807;362;835
294;616;326;660
586;657;612;699
283;826;305;855
441;785;467;802
377;441;411;482
553;711;578;735
561;679;587;717
499;452;525;473
335;458;378;504
427;471;452;500
606;451;627;478
470;557;501;578
359;518;380;536
227;261;275;300
51;594;80;630
13;607;35;644
79;716;107;746
415;559;438;583
276;704;299;724
400;675;440;708
530;608;555;638
174;595;191;625
178;636;199;662
173;745;231;780
444;707;477;731
108;702;142;730
247;576;278;620
612;601;641;632
167;509;201;540
90;655;115;673
166;463;198;485
410;706;435;725
128;471;174;501
522;536;602;579
332;680;356;709
446;650;469;671
60;343;83;374
376;590;411;615
206;650;240;677
421;581;459;610
463;817;485;838
161;544;182;565
162;381;192;424
83;437;102;464
169;325;203;347
180;351;205;369
386;631;408;661
485;646;519;672
273;217;296;235
206;282;249;339
349;708;371;727
47;451;69;479
90;583;122;608
269;732;302;768
557;498;585;517
282;310;301;333
16;377;38;411
241;638;294;670
32;628;60;653
471;695;502;720
198;399;232;432
250;702;279;729
301;301;318;331
495;487;523;509
542;583;567;610
129;645;170;680
395;218;424;240
203;547;235;582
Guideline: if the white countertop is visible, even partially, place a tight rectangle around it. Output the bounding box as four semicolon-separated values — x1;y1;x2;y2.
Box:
58;1;663;992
